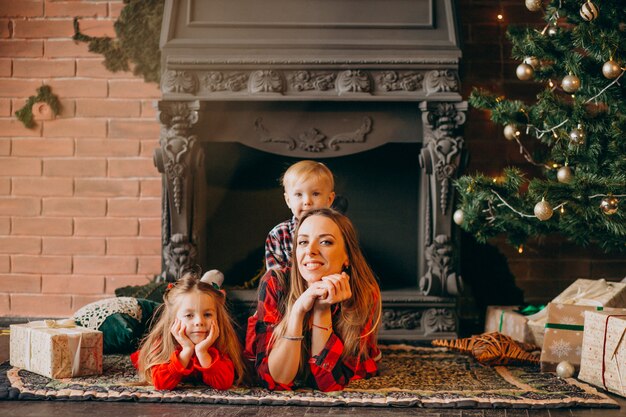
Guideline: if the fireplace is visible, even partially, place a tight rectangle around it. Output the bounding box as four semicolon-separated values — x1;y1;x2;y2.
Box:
154;0;467;342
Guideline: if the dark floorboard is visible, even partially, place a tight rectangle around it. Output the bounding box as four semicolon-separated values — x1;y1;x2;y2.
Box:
0;334;623;417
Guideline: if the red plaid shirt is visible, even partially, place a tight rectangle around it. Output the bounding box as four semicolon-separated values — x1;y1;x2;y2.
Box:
264;217;297;271
244;268;381;392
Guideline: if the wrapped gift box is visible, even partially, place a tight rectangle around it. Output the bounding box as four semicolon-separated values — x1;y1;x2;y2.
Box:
10;320;103;379
578;311;626;398
540;303;626;372
484;306;537;345
527;279;626;348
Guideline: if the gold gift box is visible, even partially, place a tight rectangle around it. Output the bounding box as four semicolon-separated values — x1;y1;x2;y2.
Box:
484;306;537;345
10;320;103;379
578;311;626;398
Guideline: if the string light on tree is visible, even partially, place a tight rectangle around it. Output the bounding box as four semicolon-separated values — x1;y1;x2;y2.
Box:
579;1;599;22
602;60;622;79
534;198;554;221
599;196;619;215
503;124;521;141
561;74;581;93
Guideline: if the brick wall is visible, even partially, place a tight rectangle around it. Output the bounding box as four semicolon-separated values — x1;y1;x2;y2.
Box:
0;1;624;318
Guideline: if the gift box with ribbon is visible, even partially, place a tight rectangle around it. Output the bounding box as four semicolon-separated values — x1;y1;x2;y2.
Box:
10;319;103;379
484;305;543;345
539;303;626;372
578;311;626;398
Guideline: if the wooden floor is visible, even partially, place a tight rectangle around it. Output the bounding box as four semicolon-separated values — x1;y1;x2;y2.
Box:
0;334;623;417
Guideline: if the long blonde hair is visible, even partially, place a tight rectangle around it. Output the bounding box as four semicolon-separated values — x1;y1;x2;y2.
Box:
271;208;381;368
136;272;245;386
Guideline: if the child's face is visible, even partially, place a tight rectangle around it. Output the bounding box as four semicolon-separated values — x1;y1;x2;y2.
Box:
174;291;217;344
284;176;335;220
295;214;348;285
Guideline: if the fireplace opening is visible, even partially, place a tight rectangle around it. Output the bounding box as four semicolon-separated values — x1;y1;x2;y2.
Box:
196;141;422;290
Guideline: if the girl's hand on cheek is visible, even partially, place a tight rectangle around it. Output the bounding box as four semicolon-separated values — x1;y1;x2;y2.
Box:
196;321;219;353
170;318;195;351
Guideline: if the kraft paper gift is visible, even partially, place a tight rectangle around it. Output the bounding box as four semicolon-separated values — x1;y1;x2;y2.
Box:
484;306;538;345
527;279;626;348
10;319;103;379
540;303;626;372
578;311;626;398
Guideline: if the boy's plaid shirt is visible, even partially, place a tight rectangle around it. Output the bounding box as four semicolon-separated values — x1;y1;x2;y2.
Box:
264;217;297;271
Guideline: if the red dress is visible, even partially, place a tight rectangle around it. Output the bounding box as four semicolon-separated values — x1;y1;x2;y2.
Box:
244;268;381;392
130;347;234;390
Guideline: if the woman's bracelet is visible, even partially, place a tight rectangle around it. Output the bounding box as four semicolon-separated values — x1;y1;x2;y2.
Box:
311;323;331;331
282;335;305;341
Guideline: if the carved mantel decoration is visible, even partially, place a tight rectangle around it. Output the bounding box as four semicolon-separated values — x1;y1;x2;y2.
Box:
157;0;466;342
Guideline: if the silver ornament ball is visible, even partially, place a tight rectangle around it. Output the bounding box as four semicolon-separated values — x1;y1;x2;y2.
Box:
580;1;599;22
561;74;581;93
503;124;520;141
516;63;534;81
547;26;558;36
453;209;464;226
556;361;576;378
534;199;553;221
600;196;619;215
557;166;573;184
602;60;622;79
569;126;585;145
524;56;540;69
525;0;542;12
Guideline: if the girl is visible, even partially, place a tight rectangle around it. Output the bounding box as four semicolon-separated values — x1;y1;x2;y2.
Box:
246;208;382;392
132;270;245;390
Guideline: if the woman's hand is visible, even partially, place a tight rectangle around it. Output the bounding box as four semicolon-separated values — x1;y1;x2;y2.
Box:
293;282;328;315
195;321;219;368
316;272;352;306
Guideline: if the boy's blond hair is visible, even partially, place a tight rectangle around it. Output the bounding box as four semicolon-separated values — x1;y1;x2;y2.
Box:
281;160;334;191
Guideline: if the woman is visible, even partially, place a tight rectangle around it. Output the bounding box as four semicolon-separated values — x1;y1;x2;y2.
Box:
245;208;382;392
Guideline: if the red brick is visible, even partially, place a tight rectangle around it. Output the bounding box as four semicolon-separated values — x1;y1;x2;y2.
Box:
76;58;135;78
13;59;75;78
0;255;7;272
0;236;41;254
0;59;11;76
140;178;161;197
43;158;106;176
108;120;160;139
0;197;41;215
42;275;105;294
46;2;107;18
0;19;9;39
0;40;43;57
141;99;157;118
72;295;110;310
12;255;71;274
75;178;138;197
107;198;160;217
76;99;141;117
110;2;125;19
139;218;160;237
75;18;116;37
0;273;41;292
42;237;105;255
74;255;136;274
55;98;76;118
137;256;161;274
591;261;626;280
10;294;72;317
75;138;139;157
43;197;106;216
0;79;42;98
0;178;8;195
74;218;138;236
46;79;107;98
0;157;41;175
45;39;94;58
0;217;10;234
139;140;157;157
44;118;107;137
12;216;73;236
105;275;152;294
0;99;10;117
108;158;159;177
12;177;72;197
109;80;161;99
13;19;75;39
107;237;160;256
0;119;42;137
0;293;9;315
0;1;43;18
11;138;74;156
0;138;10;154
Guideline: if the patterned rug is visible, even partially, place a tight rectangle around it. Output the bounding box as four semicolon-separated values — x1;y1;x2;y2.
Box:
0;346;618;408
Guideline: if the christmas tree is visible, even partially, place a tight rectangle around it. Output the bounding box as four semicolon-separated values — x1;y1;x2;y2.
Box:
455;0;626;253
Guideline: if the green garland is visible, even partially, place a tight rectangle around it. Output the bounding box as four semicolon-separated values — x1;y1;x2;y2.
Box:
73;0;164;84
15;85;60;128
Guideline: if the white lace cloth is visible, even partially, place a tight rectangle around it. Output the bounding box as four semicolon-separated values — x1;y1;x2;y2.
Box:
73;297;142;330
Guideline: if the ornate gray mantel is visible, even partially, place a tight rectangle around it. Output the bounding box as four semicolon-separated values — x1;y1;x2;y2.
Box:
155;0;466;342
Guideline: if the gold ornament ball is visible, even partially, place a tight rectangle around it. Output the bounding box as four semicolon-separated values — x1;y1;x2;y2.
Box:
600;196;619;215
557;166;573;184
561;74;581;93
503;124;520;141
580;1;599;22
525;0;542;12
569;126;585;145
524;56;540;69
602;60;622;79
516;63;534;81
453;209;464;226
534;199;553;221
556;361;576;378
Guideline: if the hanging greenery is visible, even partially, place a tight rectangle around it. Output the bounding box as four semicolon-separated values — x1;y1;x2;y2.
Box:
15;85;60;128
73;0;164;84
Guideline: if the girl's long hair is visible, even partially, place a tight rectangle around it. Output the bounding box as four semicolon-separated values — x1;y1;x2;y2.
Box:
271;208;382;370
135;272;246;386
